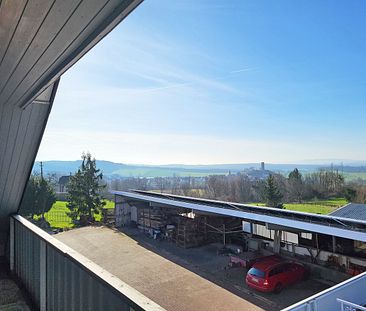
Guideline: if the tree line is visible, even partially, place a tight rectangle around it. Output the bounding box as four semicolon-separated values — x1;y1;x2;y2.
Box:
108;168;354;207
19;152;366;228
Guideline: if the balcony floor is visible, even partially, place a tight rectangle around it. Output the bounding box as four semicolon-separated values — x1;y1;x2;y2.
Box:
57;226;263;311
56;226;332;311
0;262;31;311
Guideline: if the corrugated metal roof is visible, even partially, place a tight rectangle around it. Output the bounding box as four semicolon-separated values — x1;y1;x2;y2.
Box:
329;203;366;221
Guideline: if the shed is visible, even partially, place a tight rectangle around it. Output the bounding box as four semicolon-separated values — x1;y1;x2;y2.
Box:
58;175;71;193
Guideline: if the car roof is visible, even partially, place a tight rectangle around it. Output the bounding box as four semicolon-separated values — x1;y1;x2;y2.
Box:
252;257;284;272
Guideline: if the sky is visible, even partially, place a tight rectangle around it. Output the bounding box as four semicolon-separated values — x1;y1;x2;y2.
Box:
37;0;366;165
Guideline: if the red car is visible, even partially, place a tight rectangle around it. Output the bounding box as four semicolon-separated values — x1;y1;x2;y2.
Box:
246;257;307;293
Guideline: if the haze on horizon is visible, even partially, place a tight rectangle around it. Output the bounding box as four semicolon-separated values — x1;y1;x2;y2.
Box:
37;1;366;165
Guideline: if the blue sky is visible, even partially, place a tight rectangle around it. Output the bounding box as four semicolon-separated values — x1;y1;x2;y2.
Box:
37;1;366;164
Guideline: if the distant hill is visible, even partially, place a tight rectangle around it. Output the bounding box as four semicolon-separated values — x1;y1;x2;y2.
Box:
33;160;228;178
33;160;366;178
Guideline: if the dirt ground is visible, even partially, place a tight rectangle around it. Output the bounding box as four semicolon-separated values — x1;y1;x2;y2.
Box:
56;227;330;311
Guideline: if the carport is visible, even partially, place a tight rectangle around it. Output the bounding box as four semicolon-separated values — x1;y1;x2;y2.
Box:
112;190;366;280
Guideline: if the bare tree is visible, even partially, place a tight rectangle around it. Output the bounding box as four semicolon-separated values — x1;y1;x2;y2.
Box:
234;174;252;202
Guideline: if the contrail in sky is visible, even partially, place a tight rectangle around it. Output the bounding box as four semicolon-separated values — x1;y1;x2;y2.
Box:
134;67;256;94
230;67;255;74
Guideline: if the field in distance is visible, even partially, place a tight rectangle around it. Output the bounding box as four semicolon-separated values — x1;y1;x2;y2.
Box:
249;198;347;215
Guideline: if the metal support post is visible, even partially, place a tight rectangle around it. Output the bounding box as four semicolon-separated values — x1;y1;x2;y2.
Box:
9;217;15;272
40;240;47;311
332;236;336;253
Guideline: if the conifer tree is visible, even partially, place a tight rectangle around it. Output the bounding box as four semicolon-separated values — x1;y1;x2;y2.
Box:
67;153;106;225
288;168;304;202
20;175;56;218
263;175;283;208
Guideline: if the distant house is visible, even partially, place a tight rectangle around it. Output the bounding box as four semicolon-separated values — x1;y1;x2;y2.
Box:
329;203;366;222
240;162;272;181
245;169;272;181
58;175;70;193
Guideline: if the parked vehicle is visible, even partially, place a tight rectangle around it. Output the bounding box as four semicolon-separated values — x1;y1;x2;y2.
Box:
246;257;307;293
229;253;280;269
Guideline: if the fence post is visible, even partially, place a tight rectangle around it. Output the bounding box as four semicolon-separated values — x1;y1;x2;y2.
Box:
40;240;47;311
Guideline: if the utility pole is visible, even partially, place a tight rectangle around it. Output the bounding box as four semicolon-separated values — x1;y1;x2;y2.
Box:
40;161;44;181
40;161;45;217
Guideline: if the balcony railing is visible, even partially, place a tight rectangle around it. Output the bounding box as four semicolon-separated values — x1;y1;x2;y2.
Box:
9;215;165;311
283;269;366;311
337;298;366;311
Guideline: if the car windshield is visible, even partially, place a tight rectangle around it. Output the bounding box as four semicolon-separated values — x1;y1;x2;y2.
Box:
248;267;265;278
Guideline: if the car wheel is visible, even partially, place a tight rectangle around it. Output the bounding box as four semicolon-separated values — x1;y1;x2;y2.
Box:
274;283;283;294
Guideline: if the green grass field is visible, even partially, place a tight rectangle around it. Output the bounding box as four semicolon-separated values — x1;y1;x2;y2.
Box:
342;172;366;182
42;200;114;229
113;168;221;177
249;198;347;215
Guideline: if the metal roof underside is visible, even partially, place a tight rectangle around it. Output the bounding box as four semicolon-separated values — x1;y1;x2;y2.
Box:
112;190;366;242
0;0;142;254
0;82;58;218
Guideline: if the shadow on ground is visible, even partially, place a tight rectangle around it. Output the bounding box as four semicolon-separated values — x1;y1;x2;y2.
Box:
118;227;330;311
